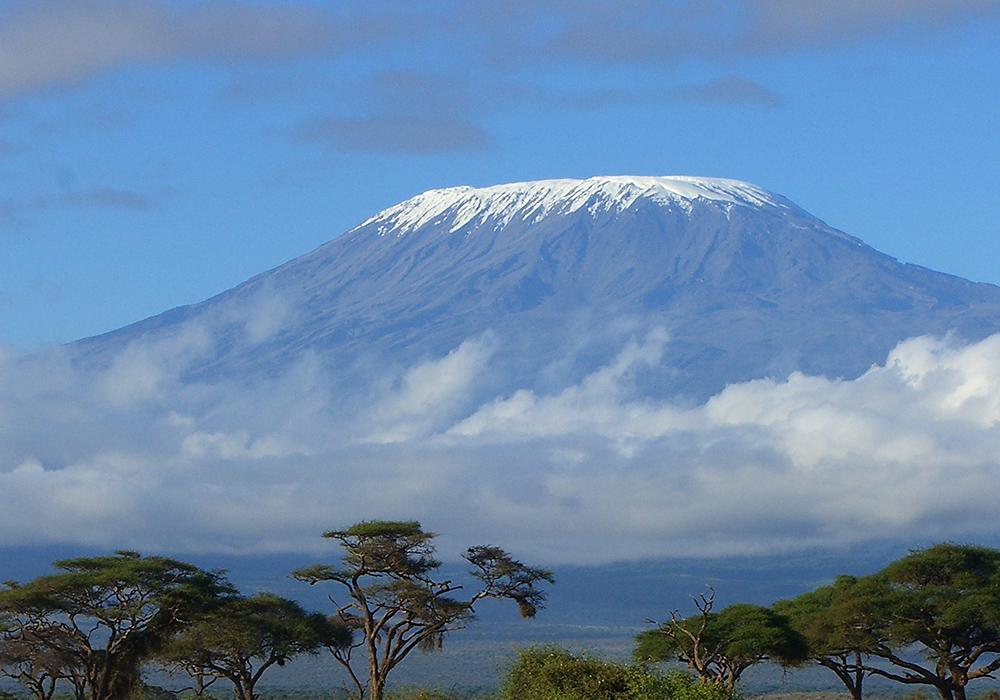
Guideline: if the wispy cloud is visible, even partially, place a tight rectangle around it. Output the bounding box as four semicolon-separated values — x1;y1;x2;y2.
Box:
670;75;782;106
739;0;1000;51
293;71;494;154
4;316;1000;563
0;186;160;229
60;186;158;210
461;0;1000;63
0;0;398;99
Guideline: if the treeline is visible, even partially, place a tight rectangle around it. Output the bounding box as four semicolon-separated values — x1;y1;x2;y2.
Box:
2;530;999;700
0;521;551;700
634;543;1000;700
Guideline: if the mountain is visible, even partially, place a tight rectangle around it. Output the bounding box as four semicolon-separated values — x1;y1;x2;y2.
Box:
71;175;1000;400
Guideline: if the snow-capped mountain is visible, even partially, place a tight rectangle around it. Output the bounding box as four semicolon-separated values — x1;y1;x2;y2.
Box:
72;175;1000;399
12;175;1000;563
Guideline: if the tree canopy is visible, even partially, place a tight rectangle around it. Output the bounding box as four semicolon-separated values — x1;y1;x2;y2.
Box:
635;588;807;689
861;543;1000;700
775;543;1000;700
159;592;351;700
0;551;233;700
773;574;884;700
293;520;553;700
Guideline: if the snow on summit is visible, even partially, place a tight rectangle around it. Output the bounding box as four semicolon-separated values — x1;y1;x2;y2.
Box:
357;175;792;237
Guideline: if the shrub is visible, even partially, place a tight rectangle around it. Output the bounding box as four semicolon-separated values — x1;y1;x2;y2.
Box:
499;645;735;700
386;689;466;700
656;670;736;700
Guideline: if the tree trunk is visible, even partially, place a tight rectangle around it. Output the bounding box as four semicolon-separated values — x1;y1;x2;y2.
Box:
819;653;864;700
934;684;955;700
369;657;384;700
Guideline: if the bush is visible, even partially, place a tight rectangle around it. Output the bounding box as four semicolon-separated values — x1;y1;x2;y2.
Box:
386;688;475;700
500;645;642;700
499;645;736;700
655;671;736;700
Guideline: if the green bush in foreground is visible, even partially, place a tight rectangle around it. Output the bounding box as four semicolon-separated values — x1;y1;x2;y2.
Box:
386;688;478;700
499;645;738;700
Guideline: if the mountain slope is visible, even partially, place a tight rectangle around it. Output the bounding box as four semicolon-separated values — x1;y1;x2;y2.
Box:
72;175;1000;399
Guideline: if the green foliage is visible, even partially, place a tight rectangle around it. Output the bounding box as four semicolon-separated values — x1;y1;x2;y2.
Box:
293;521;552;700
878;543;1000;649
385;688;469;700
635;593;806;689
499;645;733;700
500;645;647;700
860;543;1000;700
464;546;553;618
159;592;351;700
776;543;1000;700
321;520;440;579
0;551;234;700
773;574;879;700
773;574;880;657
130;684;178;700
654;670;738;700
713;604;807;665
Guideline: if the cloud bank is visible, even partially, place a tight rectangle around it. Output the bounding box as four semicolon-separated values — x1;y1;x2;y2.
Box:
3;310;1000;564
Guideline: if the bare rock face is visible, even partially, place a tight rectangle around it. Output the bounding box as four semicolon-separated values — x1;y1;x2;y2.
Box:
71;176;1000;400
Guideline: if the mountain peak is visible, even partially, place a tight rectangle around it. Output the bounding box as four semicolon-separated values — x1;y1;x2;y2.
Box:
74;173;1000;403
355;175;793;238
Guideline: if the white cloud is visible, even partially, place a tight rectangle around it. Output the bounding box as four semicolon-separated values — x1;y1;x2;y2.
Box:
3;328;1000;563
365;334;498;443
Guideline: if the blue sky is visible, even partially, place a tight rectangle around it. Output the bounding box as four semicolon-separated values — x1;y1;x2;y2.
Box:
2;0;999;349
5;1;1000;561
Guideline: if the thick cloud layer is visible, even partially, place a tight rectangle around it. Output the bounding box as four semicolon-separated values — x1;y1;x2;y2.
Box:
3;309;1000;564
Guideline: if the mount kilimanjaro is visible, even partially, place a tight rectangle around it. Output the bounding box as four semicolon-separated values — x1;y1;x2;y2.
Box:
8;175;1000;563
72;175;1000;400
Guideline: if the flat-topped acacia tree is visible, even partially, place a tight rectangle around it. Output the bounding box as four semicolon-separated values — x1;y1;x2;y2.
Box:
158;592;352;700
775;543;1000;700
859;543;1000;700
773;575;885;700
292;520;554;700
634;588;808;689
0;551;232;700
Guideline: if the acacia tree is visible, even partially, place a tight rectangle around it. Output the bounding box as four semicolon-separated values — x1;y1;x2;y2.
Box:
773;575;886;700
0;616;84;700
0;551;232;700
292;520;553;700
853;543;1000;700
635;588;808;689
159;592;352;700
